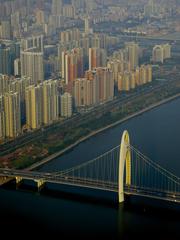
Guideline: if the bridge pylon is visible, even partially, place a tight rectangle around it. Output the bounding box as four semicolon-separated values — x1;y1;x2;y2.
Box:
118;130;131;203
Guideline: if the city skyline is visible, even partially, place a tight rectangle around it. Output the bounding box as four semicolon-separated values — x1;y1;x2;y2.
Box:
0;0;179;239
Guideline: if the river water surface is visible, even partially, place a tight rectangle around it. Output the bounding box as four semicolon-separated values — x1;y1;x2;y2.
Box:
1;98;180;239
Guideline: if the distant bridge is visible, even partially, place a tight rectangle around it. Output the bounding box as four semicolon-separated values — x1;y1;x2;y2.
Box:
0;131;180;204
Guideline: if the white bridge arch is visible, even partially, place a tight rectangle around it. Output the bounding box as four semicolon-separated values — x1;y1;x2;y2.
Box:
118;130;131;203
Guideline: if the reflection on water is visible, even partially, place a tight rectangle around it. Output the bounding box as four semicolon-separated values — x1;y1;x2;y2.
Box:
0;186;179;239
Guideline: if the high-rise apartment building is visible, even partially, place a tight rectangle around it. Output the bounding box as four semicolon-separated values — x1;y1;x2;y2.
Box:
0;74;10;95
163;44;171;59
0;20;11;39
79;37;90;57
0;95;5;141
94;67;114;102
42;80;59;125
62;48;84;85
85;17;89;34
11;11;21;39
21;49;44;85
73;78;93;107
14;58;21;76
107;59;126;83
139;64;152;84
89;48;107;71
118;71;136;91
118;72;131;91
36;0;45;10
4;91;21;138
62;5;75;18
21;35;44;52
60;28;81;43
36;10;45;25
9;76;31;120
91;36;100;49
0;44;13;75
125;42;139;70
74;67;114;108
4;76;31;102
52;0;63;15
144;0;157;16
152;45;164;63
91;34;108;49
25;85;43;129
49;15;64;29
60;92;72;118
146;64;153;83
118;65;152;92
152;44;171;63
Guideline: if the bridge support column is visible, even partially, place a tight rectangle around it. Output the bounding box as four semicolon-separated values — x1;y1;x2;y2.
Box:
35;179;45;191
0;176;12;186
16;176;23;188
118;130;131;203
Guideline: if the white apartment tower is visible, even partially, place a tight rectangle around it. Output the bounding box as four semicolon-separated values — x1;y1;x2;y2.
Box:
42;80;59;125
61;92;72;118
21;49;44;85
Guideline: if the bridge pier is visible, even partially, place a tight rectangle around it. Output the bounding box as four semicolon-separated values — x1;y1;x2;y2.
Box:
35;179;45;192
15;176;23;188
0;176;12;186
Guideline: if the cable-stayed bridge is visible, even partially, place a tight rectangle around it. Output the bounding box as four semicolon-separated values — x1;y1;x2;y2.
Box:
0;131;179;204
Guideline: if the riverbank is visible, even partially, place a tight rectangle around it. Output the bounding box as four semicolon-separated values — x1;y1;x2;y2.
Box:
26;92;180;171
1;77;180;170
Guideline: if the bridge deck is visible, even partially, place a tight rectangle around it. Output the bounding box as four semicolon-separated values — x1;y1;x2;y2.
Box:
0;169;179;204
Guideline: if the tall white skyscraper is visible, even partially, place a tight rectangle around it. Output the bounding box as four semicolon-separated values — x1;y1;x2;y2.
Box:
42;80;59;125
152;45;164;63
21;49;44;85
14;58;21;76
61;92;72;118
